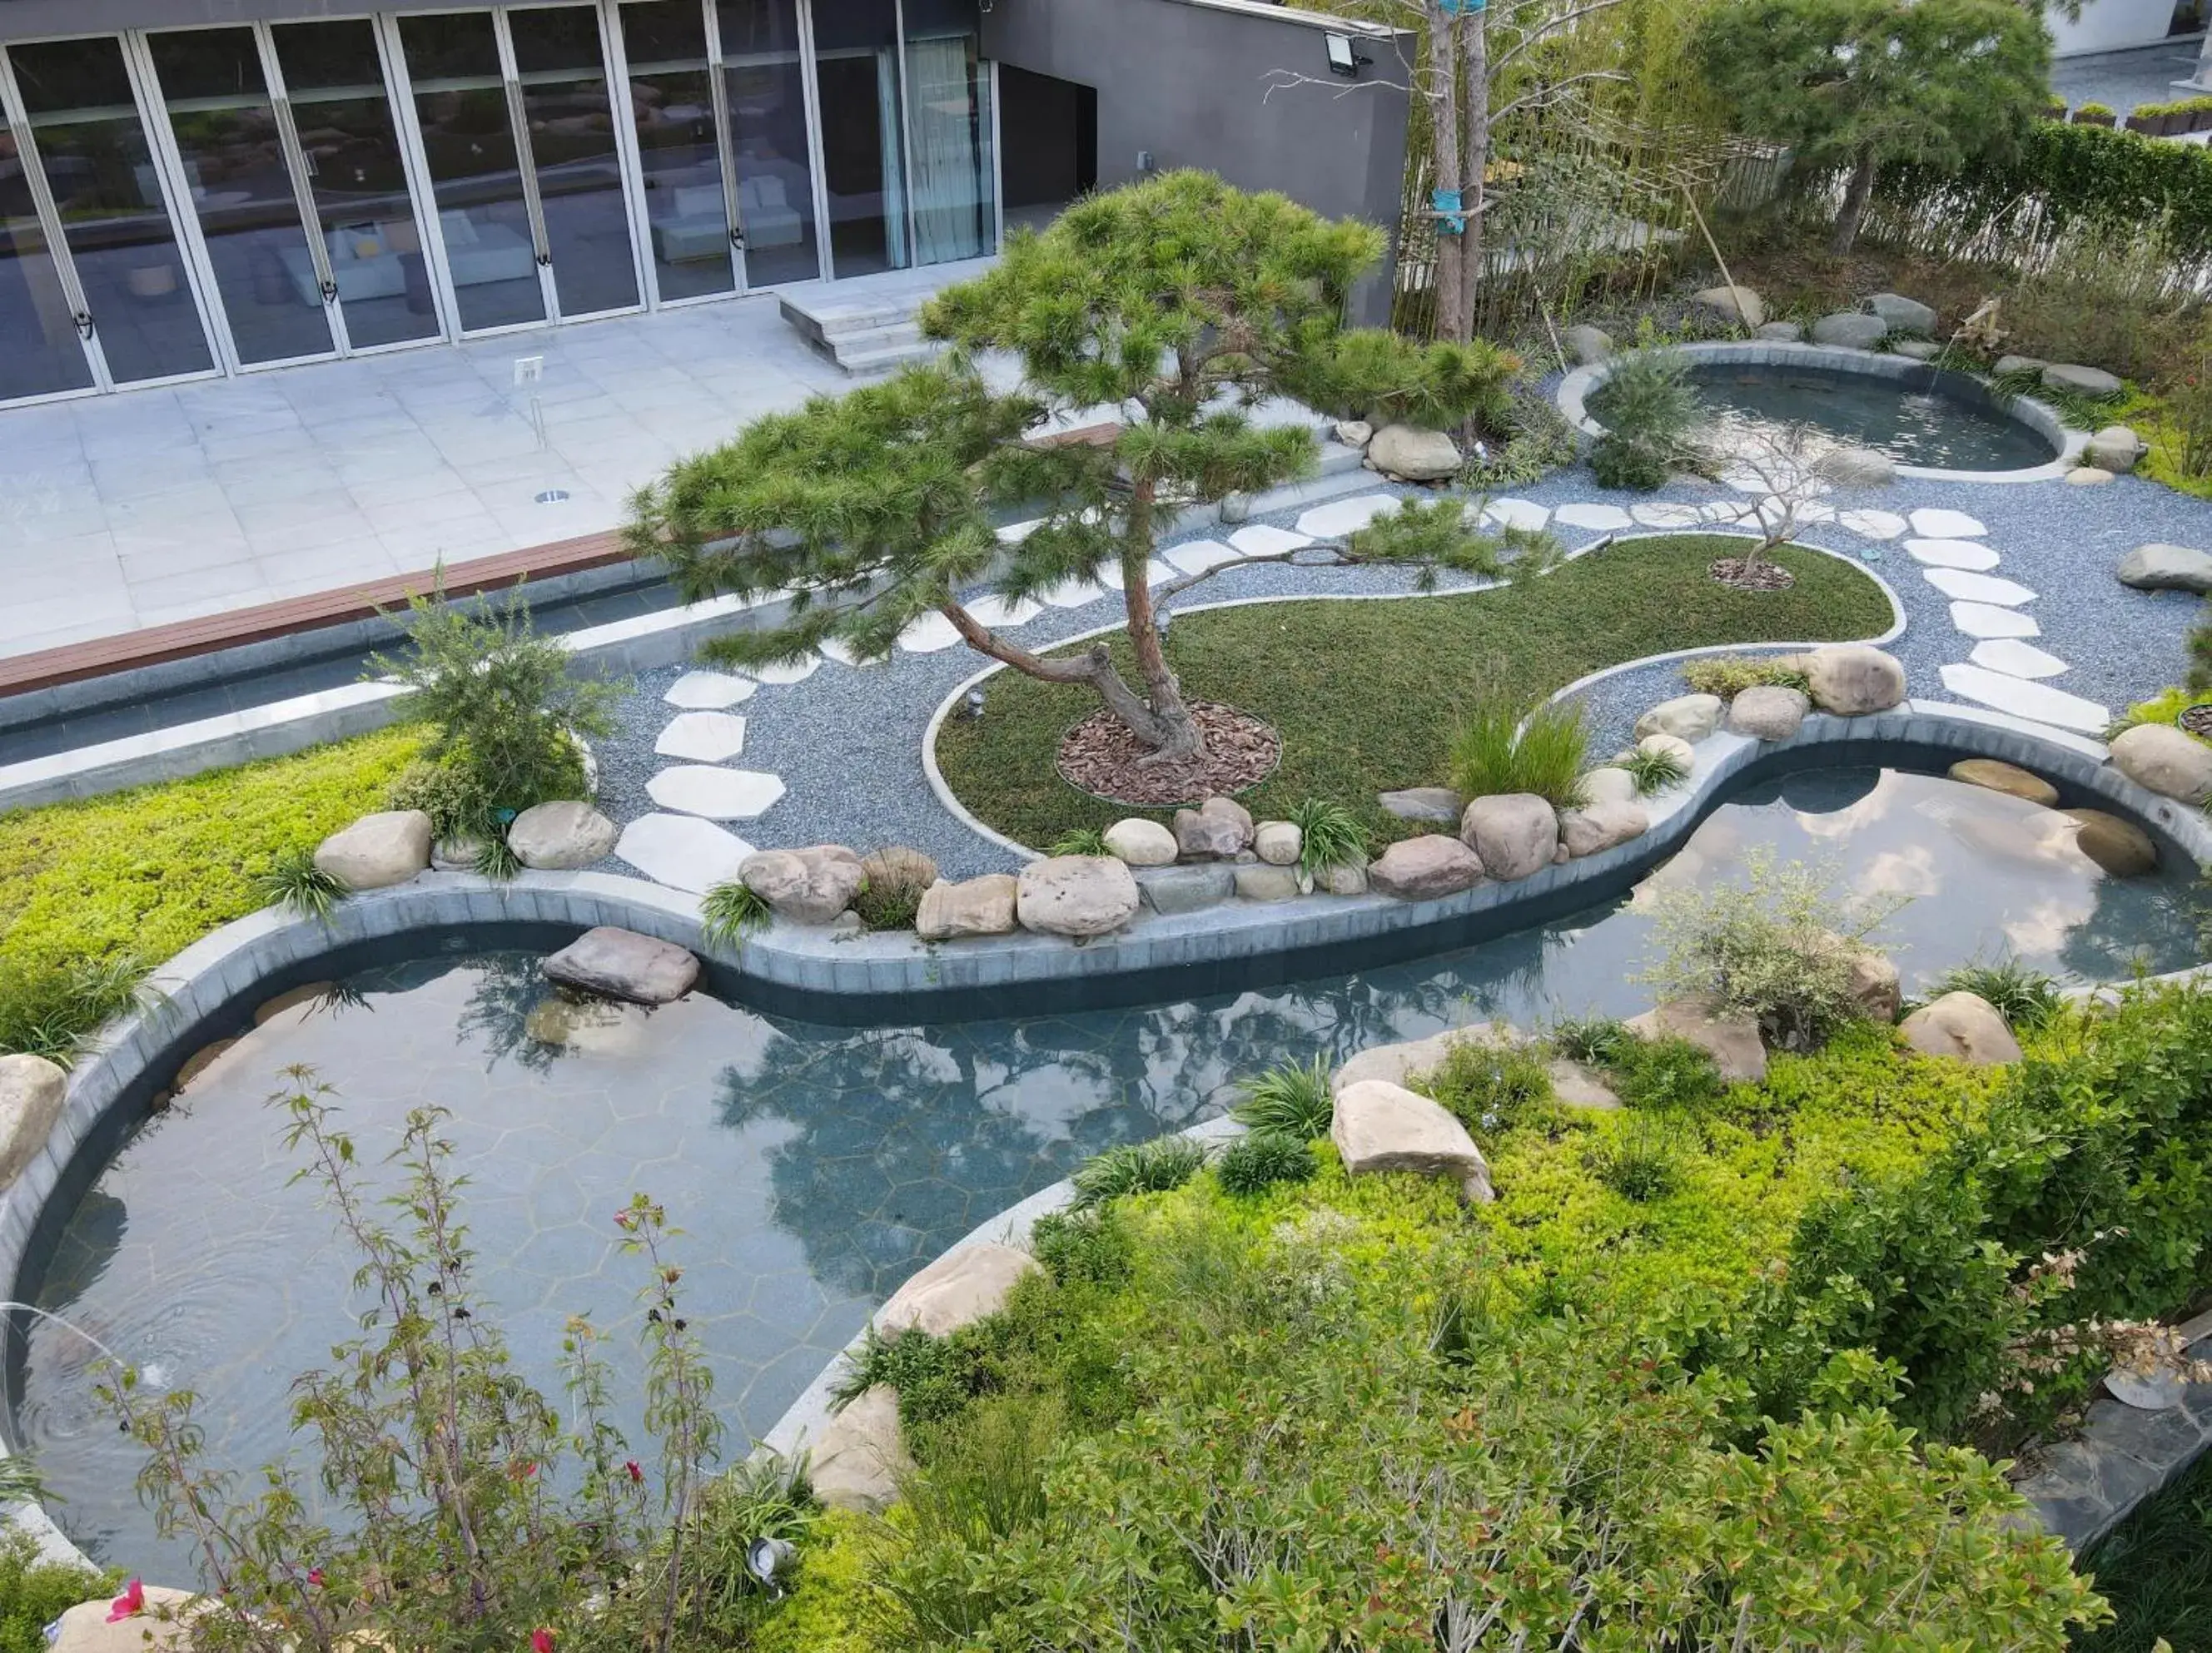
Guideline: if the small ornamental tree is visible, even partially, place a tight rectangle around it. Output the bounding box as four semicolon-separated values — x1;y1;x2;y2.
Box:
624;171;1519;762
1693;0;2051;252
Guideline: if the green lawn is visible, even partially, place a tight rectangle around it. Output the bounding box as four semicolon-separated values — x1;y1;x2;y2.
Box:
934;534;1894;849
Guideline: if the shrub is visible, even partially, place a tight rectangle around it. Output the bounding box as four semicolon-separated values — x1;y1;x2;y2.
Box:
1069;1134;1208;1209
1231;1055;1335;1139
1029;1207;1135;1288
2110;684;2212;741
1604;1031;1727;1110
1048;826;1111;857
1286;797;1369;880
1588;349;1707;491
1681;653;1811;699
0;1529;113;1653
1931;956;2065;1031
1619;742;1690;796
1449;696;1589;809
685;1452;821;1645
253;845;348;919
1424;1035;1555;1142
1214;1133;1317;1196
386;755;496;843
2002;221;2193;384
853;850;935;931
1588;1113;1693;1201
700;879;773;951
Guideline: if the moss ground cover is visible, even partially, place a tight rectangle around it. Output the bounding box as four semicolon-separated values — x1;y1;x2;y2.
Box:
0;727;421;1060
933;534;1893;848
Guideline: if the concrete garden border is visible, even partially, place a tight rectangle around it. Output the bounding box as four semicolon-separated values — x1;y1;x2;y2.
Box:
1556;340;2090;484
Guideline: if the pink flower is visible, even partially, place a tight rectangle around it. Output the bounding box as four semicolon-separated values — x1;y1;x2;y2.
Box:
624;1460;643;1484
531;1631;555;1653
306;1568;324;1587
106;1581;145;1623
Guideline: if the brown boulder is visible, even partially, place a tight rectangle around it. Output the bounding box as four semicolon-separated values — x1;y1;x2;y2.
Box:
1627;995;1767;1084
1900;991;2022;1065
2064;809;2159;877
1369;834;1484;900
1947;758;2059;807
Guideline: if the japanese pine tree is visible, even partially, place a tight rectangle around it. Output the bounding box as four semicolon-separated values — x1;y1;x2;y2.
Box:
624;171;1518;763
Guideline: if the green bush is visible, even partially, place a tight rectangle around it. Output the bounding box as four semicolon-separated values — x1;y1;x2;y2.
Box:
1449;695;1590;809
1588;348;1707;490
1681;653;1812;699
1551;1014;1631;1065
2110;683;2212;742
1029;1208;1135;1288
852;850;935;932
1230;1055;1335;1139
1603;1031;1728;1110
1285;797;1369;880
1068;1134;1208;1209
1213;1133;1317;1196
0;1530;113;1653
1588;1112;1693;1201
1424;1035;1556;1143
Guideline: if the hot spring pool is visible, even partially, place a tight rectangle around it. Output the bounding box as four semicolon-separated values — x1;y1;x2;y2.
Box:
11;765;2200;1573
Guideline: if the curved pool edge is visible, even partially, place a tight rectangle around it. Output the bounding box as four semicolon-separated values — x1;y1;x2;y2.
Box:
7;702;2209;1567
1558;340;2090;484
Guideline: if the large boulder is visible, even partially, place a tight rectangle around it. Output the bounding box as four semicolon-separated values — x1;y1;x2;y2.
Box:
742;845;867;925
1900;991;2022;1065
2110;722;2212;804
1755;320;1805;342
2117;543;2212;593
1812;311;1887;350
507;800;618;870
1579;766;1639;807
877;1242;1041;1338
1368;424;1463;481
2065;808;2159;877
860;845;938;899
1634;693;1724;743
2068;466;2114;488
1173;796;1255;858
1727;685;1812;742
1460;793;1559;882
2043;362;2124;398
1254;822;1302;866
1889;340;1941;362
917;873;1021;940
1867;291;1936;334
1993;355;2047;377
1369;834;1484;900
1334;1024;1513;1094
1235;864;1302;901
1558;800;1649;858
1318;853;1370;896
1379;787;1466;823
1627;995;1767;1084
1017;855;1141;936
544;926;700;1005
1102;817;1178;866
1814;446;1896;487
1638;732;1697;771
1334;419;1374;449
1948;757;2059;807
50;1587;201;1653
1331;1079;1494;1203
1692;284;1765;328
1136;864;1236;915
313;809;432;891
1564;323;1613;365
1803;644;1906;716
812;1383;910;1513
2086;425;2143;473
1822;931;1901;1021
0;1053;65;1193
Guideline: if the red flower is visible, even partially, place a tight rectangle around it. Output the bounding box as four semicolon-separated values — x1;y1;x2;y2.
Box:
624;1460;643;1484
614;1210;634;1230
106;1581;146;1623
531;1631;555;1653
306;1568;325;1587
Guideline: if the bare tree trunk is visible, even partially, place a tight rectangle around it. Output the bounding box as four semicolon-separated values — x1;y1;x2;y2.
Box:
1457;2;1489;339
1831;151;1876;254
942;604;1181;748
1119;478;1204;761
1428;4;1468;343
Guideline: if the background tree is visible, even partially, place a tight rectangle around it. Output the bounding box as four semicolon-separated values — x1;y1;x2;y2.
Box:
1693;0;2051;253
626;171;1517;763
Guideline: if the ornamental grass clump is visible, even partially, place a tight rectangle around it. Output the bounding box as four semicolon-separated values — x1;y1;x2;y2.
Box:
700;879;773;951
1931;956;2065;1031
1230;1056;1335;1139
1619;743;1690;796
254;845;348;920
1047;826;1111;858
1286;798;1369;881
1069;1134;1207;1209
1449;695;1590;810
1213;1132;1317;1196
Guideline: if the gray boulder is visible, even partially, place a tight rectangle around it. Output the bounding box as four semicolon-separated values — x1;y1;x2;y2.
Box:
313;809;432;891
1634;692;1724;743
1369;834;1484;900
1811;311;1887;350
431;835;485;872
1691;284;1765;328
1803;643;1906;716
1549;1057;1621;1109
1580;766;1640;806
544;926;700;1005
2110;722;2212;804
1558;800;1649;857
812;1384;910;1513
2043;362;2124;398
1331;1079;1494;1203
1379;786;1465;823
1814;445;1896;487
1867;291;1936;334
1318;856;1369;896
1564;324;1612;365
507;800;618;871
1136;863;1236;914
2067;466;2115;487
1254;821;1302;866
1460;792;1559;881
742;844;867;925
1638;732;1697;771
1993;355;2047;377
0;1053;65;1193
2086;425;2143;473
2117;543;2212;593
917;873;1021;940
1627;995;1767;1083
1016;855;1141;936
1174;795;1254;858
1900;990;2022;1065
1889;340;1941;362
1334;419;1373;449
1368;423;1464;481
1103;817;1178;866
877;1242;1041;1338
1235;864;1302;901
1727;684;1812;741
49;1587;201;1653
1755;320;1804;342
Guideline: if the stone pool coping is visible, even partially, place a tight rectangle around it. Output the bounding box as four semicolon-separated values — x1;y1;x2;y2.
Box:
1556;340;2090;484
7;701;2209;1569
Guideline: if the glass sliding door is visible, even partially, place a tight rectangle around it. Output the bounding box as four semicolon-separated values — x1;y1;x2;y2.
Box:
397;10;546;332
271;18;442;349
902;0;994;266
719;0;820;285
144;27;337;366
7;37;215;384
507;4;639;316
809;0;907;277
621;0;735;302
0;121;97;400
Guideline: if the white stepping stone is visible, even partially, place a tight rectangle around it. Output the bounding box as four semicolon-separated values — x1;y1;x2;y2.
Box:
1035;576;1109;608
1630;502;1702;528
654;712;748;762
1783;498;1837;524
1229;523;1313;557
898;612;962;652
1553;502;1633;531
1479;498;1550;532
614;813;756;894
748;655;820;685
664;670;757;709
647;765;787;820
1904;538;2000;571
1910;508;1987;539
1923;568;2038;606
1164;538;1244;576
1295;493;1403;539
1837;508;1907;540
1971;638;2070;679
818;636;875;667
1951;600;2041;639
1939;663;2109;734
995;518;1044;544
967;593;1042;628
1096;558;1177;589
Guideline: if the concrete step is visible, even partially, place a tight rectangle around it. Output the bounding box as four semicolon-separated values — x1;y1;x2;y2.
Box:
828;319;923;354
838;339;939;375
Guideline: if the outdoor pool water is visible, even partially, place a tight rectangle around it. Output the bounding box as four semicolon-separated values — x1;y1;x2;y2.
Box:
12;766;2201;1574
1593;363;2059;472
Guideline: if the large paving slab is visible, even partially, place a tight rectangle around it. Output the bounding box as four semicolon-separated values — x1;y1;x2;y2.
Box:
647;765;788;819
1229;524;1314;556
1971;638;2070;679
1909;507;1987;538
1904;538;2001;571
1296;493;1404;539
664;670;758;708
1923;568;2039;606
1938;663;2110;732
614;812;756;892
654;711;748;762
1951;601;2042;639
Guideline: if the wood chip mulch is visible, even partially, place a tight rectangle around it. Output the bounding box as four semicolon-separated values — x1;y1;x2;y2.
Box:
1056;701;1282;807
2179;705;2212;740
1709;557;1797;592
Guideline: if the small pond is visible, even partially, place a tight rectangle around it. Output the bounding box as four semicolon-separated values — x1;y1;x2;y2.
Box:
1592;361;2059;473
11;766;2201;1574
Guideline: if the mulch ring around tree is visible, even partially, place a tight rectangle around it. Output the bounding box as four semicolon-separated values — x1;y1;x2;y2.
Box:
2180;704;2212;740
1056;701;1282;807
1709;557;1797;592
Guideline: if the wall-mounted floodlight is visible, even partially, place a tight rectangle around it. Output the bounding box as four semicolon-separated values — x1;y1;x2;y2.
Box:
1325;32;1372;77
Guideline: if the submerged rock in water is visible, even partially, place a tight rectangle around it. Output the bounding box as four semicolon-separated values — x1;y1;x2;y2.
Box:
1947;757;2059;807
544;926;701;1005
2063;808;2159;877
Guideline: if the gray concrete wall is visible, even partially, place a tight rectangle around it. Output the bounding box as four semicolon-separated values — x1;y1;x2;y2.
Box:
982;0;1412;325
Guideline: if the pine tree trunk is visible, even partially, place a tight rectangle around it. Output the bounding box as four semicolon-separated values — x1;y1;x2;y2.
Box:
1831;152;1876;254
1457;3;1489;340
1428;6;1468;344
1119;478;1204;762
